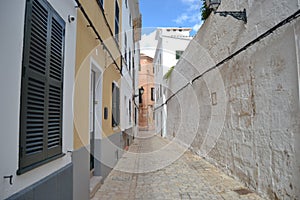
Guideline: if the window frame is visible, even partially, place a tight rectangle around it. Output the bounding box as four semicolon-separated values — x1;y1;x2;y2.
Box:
96;0;104;11
114;0;120;42
176;50;184;60
128;100;132;124
112;82;120;127
18;0;66;175
151;88;155;101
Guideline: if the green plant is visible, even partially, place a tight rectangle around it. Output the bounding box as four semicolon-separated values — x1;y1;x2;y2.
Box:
163;66;175;80
201;0;212;21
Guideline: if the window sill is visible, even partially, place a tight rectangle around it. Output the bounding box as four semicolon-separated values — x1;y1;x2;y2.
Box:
17;153;65;175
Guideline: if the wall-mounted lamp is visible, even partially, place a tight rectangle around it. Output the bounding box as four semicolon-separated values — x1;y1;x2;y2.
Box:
133;86;144;98
206;0;247;23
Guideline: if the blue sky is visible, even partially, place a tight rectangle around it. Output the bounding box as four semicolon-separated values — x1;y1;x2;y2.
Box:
140;0;204;35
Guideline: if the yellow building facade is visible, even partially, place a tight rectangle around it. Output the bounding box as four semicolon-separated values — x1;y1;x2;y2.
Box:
73;0;123;199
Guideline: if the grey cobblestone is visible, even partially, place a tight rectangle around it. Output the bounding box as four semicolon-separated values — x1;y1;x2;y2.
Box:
92;133;264;200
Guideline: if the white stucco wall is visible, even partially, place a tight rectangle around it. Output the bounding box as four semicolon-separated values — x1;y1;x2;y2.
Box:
0;0;76;198
121;0;140;136
166;0;300;199
153;28;192;137
121;0;135;131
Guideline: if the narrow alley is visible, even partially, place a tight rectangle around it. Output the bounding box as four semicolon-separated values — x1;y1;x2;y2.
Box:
92;131;263;200
1;0;300;200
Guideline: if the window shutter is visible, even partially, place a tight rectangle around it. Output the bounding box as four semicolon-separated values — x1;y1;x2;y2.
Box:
97;0;104;9
128;100;131;123
47;8;65;158
19;0;65;172
151;88;155;101
116;86;120;125
112;83;117;127
112;83;120;127
115;0;119;41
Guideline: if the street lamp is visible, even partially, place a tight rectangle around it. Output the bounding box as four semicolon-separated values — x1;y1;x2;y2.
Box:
140;86;145;95
206;0;247;23
133;86;144;98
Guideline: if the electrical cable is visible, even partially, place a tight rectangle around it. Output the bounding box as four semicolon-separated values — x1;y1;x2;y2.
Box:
155;9;300;111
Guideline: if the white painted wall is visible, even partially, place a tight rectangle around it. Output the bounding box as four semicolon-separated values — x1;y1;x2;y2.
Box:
0;0;76;199
140;30;157;58
121;0;134;131
121;0;141;137
166;0;300;199
133;42;140;137
153;28;192;137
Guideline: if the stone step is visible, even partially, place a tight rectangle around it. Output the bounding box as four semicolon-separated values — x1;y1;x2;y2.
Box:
89;176;102;199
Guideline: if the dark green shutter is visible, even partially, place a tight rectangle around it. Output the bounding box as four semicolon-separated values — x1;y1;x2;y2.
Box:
112;83;120;127
116;86;120;125
19;0;65;172
112;83;117;127
115;0;119;40
151;88;154;101
47;7;65;158
96;0;104;10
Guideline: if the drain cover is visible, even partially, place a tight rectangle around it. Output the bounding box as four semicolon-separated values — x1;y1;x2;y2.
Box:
233;188;253;195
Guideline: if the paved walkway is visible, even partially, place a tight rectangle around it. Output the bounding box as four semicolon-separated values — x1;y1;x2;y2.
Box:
92;131;264;200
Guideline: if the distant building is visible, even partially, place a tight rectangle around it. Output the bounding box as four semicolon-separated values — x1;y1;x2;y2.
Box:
139;54;155;131
120;0;142;149
153;28;192;137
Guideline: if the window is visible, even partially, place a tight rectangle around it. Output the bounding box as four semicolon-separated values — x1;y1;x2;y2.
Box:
18;0;65;174
176;50;184;60
128;100;131;123
134;108;137;125
151;88;155;101
124;33;127;64
97;0;104;9
129;48;131;73
160;84;162;97
125;0;127;8
139;88;143;104
115;0;120;42
112;82;120;127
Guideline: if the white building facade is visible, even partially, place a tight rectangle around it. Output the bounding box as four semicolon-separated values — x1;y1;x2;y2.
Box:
153;28;192;137
121;0;141;146
166;1;300;199
0;0;77;199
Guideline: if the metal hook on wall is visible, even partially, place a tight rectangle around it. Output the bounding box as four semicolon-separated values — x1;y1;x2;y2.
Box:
4;175;13;185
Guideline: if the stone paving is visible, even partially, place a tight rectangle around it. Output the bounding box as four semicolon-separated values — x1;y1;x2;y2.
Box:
92;131;264;200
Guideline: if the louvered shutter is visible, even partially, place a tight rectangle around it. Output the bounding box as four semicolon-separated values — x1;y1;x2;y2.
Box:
115;0;119;41
116;86;120;125
47;6;65;158
112;83;117;127
97;0;104;9
19;0;65;172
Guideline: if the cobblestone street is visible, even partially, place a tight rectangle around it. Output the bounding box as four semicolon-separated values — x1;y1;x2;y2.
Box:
92;131;264;200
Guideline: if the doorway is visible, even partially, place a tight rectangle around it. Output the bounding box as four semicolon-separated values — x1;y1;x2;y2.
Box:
89;61;103;176
90;70;96;171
